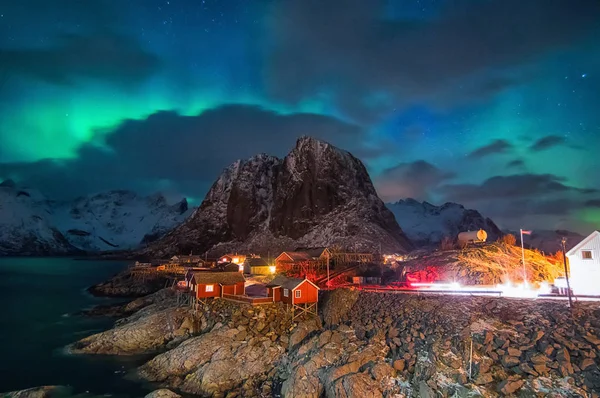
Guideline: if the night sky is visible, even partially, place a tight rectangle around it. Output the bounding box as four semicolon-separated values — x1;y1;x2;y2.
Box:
0;0;599;233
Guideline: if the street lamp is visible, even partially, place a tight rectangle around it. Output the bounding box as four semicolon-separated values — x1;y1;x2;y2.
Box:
561;237;573;308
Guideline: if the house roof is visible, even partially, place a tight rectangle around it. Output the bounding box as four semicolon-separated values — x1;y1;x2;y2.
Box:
192;272;245;285
246;257;269;267
294;247;330;258
566;231;600;257
218;263;240;272
266;275;319;290
277;251;314;262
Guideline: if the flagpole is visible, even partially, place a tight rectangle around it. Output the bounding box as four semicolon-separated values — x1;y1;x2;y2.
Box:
520;229;527;286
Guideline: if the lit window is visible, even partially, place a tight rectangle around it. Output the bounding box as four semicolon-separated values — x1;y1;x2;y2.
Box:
283;289;289;297
295;290;301;298
582;251;593;260
206;285;214;292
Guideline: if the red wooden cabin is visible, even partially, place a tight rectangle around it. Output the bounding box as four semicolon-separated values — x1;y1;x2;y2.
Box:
190;272;246;299
265;275;319;305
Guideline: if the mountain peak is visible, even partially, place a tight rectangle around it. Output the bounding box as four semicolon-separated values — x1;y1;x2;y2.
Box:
142;137;412;257
0;179;16;188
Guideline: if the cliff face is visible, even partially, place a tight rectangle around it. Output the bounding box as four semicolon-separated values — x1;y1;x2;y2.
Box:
143;137;412;257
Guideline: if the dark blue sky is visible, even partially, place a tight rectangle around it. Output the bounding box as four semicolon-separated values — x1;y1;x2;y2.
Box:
0;0;599;232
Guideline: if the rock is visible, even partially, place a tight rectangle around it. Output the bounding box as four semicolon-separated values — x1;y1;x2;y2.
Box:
370;362;395;382
0;386;71;398
88;270;169;297
144;389;182;398
418;380;435;398
507;347;521;357
532;330;545;342
440;350;463;369
501;355;520;368
321;289;361;327
288;318;321;349
497;379;525;395
140;326;284;397
474;372;494;385
327;372;384;398
69;306;188;355
519;363;538;376
581;358;596;370
393;359;405;372
533;363;549;375
584;333;600;347
530;353;549;365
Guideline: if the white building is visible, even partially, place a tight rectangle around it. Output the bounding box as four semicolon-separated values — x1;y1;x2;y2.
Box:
566;231;600;295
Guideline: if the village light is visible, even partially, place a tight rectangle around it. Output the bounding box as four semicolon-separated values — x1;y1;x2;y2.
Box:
269;265;276;274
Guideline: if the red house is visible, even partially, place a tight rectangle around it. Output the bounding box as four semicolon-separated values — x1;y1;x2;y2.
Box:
190;272;246;299
266;275;319;306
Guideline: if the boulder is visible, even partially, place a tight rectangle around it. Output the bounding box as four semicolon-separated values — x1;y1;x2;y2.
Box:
497;379;525;395
69;306;188;355
327;373;383;398
0;386;70;398
144;389;182;398
141;325;284;396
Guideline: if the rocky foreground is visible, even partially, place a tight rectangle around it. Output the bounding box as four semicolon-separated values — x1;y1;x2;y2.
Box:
68;288;600;397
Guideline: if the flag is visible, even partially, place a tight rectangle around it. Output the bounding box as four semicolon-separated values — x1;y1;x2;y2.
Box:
521;229;532;235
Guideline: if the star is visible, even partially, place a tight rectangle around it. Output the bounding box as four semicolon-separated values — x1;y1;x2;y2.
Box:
582;74;587;78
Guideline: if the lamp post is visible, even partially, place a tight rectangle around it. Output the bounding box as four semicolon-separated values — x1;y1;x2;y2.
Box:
561;237;573;308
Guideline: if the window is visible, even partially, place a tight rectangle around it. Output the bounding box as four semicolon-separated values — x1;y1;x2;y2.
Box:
283;289;289;297
582;251;593;260
295;290;301;298
205;284;214;292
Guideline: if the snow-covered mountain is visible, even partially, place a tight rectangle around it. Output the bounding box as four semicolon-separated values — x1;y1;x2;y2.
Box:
0;180;78;256
141;136;413;257
386;198;503;247
47;190;191;251
0;180;191;255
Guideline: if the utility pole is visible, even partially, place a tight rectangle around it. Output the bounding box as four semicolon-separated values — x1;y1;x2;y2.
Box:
561;237;573;308
520;229;527;286
326;252;330;288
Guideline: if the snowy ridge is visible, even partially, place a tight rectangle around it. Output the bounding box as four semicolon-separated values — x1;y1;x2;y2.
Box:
0;182;191;255
0;184;77;256
142;136;413;257
386;198;503;247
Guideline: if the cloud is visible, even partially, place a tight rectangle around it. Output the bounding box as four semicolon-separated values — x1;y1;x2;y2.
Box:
0;32;160;88
468;139;513;159
374;160;455;202
529;135;568;152
507;159;525;169
585;199;600;208
265;0;600;117
0;105;365;200
440;173;597;202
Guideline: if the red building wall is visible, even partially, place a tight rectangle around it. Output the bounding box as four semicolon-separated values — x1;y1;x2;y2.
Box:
268;287;282;302
194;283;221;299
293;281;318;304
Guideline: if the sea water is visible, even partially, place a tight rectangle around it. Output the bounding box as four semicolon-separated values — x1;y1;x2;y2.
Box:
0;257;152;396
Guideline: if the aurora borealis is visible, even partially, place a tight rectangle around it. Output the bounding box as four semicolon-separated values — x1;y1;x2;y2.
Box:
1;0;599;233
